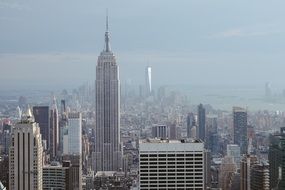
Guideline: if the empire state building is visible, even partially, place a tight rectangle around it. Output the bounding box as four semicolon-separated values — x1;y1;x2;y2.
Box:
93;16;122;172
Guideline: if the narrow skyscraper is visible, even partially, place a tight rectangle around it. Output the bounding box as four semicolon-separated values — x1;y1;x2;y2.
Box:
198;104;206;141
50;96;59;158
233;107;247;155
93;15;122;172
145;66;151;96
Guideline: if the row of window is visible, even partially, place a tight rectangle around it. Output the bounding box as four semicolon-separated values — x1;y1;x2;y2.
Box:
140;154;203;157
140;161;203;165
140;172;203;176
140;177;203;180
140;165;203;169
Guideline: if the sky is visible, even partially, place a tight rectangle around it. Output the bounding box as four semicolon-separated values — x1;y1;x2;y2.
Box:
1;0;285;90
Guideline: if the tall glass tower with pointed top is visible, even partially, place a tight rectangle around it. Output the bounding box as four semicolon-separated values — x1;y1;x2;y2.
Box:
93;15;122;172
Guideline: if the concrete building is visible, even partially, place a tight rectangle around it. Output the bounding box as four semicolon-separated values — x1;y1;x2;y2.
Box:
9;109;43;190
43;162;70;190
139;139;204;189
233;107;247;155
93;15;122;172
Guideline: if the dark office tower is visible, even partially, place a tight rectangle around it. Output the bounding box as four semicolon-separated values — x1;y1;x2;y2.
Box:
62;155;82;190
60;100;66;116
50;96;59;158
33;106;49;148
269;127;285;189
93;15;122;172
233;107;248;155
198;104;206;141
186;113;195;138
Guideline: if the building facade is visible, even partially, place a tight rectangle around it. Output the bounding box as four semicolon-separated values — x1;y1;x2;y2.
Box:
139;139;204;190
43;162;70;190
63;112;82;155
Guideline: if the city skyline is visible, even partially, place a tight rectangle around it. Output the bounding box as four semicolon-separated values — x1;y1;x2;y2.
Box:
1;0;285;89
1;2;285;189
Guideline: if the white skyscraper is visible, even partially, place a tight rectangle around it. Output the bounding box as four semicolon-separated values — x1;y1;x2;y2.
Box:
145;66;151;96
93;15;122;172
139;139;205;189
63;112;82;155
9;108;43;190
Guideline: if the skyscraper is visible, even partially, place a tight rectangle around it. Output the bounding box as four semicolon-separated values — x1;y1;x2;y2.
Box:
50;96;59;158
9;109;43;190
33;106;49;149
63;112;82;155
233;107;248;155
93;15;122;172
198;104;206;141
145;66;151;96
186;112;195;138
269;127;285;189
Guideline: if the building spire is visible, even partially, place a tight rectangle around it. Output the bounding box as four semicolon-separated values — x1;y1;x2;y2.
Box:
105;9;111;52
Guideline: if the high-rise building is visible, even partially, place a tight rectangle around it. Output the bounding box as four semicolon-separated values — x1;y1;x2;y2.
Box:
250;161;269;190
227;144;241;168
63;112;82;155
43;162;70;190
269;127;285;189
240;154;258;190
139;139;205;189
233;107;247;155
93;15;122;172
186;113;195;138
33;106;49;149
219;156;237;190
198;104;206;141
145;66;151;96
9;109;43;190
50;96;59;158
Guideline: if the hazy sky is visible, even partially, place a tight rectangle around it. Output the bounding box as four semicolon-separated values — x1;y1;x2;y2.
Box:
1;0;285;90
